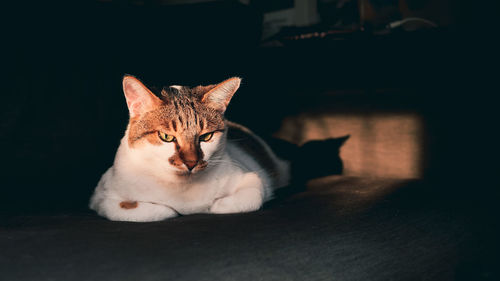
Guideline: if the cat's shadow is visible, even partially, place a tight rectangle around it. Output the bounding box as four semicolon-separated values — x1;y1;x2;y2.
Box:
263;135;350;206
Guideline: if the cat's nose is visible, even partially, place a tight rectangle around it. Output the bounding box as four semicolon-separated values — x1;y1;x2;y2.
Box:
184;160;198;171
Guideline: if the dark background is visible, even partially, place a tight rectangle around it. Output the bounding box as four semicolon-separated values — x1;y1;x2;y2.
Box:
1;1;499;280
1;0;498;213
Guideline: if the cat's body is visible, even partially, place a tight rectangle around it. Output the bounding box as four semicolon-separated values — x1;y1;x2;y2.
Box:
90;76;289;222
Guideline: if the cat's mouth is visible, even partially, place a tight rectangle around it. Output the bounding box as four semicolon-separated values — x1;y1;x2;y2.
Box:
173;161;208;177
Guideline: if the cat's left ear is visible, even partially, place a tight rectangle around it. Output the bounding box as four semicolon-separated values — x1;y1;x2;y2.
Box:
201;77;241;113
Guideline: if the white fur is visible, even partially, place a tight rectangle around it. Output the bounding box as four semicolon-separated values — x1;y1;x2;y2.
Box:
89;127;290;222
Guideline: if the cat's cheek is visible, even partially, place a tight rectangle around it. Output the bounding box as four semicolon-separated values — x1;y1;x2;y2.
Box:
200;138;221;160
144;142;177;171
160;143;177;168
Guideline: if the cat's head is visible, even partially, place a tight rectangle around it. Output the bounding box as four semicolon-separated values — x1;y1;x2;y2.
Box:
122;75;241;177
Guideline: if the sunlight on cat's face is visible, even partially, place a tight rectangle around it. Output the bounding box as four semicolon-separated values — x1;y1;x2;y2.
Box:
127;105;227;176
156;128;224;175
122;75;240;177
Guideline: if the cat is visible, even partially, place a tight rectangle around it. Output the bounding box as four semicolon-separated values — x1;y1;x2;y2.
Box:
89;75;291;222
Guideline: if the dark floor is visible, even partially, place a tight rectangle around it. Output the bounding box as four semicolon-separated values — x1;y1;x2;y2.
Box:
1;177;498;281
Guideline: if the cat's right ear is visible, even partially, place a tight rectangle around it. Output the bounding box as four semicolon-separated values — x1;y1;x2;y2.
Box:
122;75;162;118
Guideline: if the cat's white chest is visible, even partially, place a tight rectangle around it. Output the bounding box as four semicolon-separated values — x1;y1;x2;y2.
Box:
99;162;245;215
155;172;241;214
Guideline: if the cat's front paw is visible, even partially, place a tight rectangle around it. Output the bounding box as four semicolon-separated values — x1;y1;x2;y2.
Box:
210;191;262;214
93;197;178;222
210;196;238;214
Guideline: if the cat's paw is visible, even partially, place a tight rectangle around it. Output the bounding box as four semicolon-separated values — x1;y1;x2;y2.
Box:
210;188;263;214
210;196;239;214
113;201;177;222
210;173;265;214
93;198;177;222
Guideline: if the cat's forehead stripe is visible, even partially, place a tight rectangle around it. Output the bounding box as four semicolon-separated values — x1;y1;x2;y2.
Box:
171;120;177;131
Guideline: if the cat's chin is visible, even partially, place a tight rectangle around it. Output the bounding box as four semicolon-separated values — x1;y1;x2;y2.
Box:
174;169;204;177
175;170;192;177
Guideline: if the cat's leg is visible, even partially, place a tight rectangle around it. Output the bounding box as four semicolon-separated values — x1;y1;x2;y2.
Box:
91;195;177;222
210;172;265;214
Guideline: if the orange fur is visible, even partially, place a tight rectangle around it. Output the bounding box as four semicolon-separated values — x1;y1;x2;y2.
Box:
119;201;138;209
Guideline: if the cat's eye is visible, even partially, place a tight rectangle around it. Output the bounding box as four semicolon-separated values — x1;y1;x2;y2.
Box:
158;131;175;142
199;132;214;142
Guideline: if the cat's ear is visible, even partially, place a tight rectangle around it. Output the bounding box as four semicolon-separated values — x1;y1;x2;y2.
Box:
336;135;350;146
122;75;162;118
201;77;241;113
